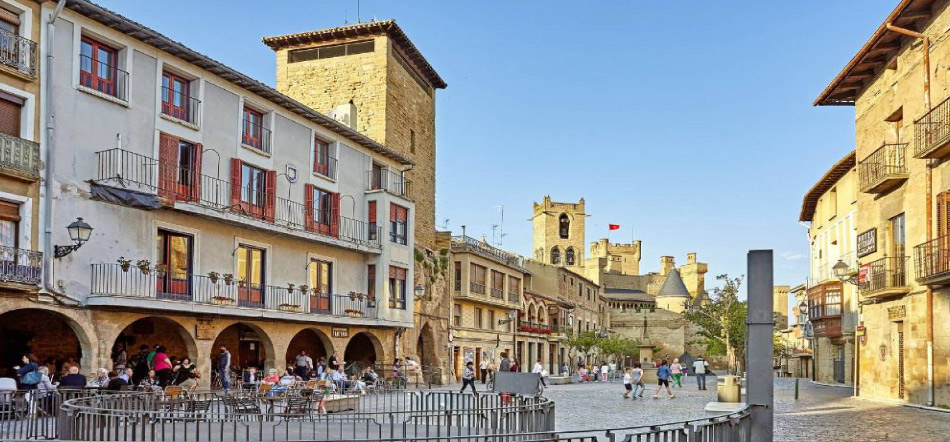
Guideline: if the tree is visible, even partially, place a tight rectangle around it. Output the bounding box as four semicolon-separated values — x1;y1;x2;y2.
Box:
563;330;600;365
683;274;747;374
596;336;641;368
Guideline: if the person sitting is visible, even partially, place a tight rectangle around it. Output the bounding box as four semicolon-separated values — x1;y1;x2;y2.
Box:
329;368;350;391
242;367;260;390
261;368;280;385
119;368;133;383
89;368;110;388
137;369;161;392
60;366;88;389
361;367;378;388
106;371;128;392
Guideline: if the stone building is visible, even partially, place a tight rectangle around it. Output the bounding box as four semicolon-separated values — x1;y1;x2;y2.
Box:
0;1;450;386
815;0;950;405
531;196;586;268
773;285;791;331
798;151;858;387
263;19;451;383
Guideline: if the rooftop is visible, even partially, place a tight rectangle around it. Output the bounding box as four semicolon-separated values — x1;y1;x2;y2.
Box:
799;151;856;222
656;269;690;298
262;20;447;90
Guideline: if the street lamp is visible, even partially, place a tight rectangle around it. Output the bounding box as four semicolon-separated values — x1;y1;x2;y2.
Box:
413;284;426;301
54;217;93;258
833;259;858;285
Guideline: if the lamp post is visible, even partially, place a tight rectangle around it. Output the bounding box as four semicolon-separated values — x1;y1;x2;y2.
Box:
54;217;93;258
833;259;858;285
413;284;426;301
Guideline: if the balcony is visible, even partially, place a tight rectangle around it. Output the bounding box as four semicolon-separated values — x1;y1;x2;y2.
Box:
161;86;201;126
90;263;377;319
470;282;486;295
807;252;857;289
491;287;504;299
914;235;950;286
0;132;40;180
914;96;950;159
314;156;337;180
450;235;525;270
79;54;129;102
508;291;519;303
858;257;910;299
368;169;411;198
93;148;381;250
0;245;41;288
0;29;35;79
242;120;271;154
858;143;908;194
812;316;842;338
517;320;553;336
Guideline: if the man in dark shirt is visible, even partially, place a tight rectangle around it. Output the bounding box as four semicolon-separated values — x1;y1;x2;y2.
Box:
328;352;339;371
59;366;88;388
106;371;128;391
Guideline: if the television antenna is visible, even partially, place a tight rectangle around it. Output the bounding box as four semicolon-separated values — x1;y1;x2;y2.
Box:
491;205;506;247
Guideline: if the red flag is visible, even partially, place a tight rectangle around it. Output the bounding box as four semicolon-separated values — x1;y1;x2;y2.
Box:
608;224;620;231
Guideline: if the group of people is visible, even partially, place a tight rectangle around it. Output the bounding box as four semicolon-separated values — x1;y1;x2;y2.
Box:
462;352;537;393
623;356;711;400
576;362;617;382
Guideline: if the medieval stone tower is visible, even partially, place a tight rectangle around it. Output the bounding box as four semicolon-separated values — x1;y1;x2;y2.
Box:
531;196;586;267
263;20;447;249
588;239;642;276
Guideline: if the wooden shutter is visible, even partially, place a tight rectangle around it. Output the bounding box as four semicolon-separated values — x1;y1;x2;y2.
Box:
229;158;242;211
0;95;20;137
938;191;950;238
0;201;19;221
304;184;315;232
368;201;377;223
191;143;203;202
264;169;277;222
158;133;178;200
330;193;340;237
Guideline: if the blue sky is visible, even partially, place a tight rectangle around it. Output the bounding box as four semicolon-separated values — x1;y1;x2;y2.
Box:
96;1;894;296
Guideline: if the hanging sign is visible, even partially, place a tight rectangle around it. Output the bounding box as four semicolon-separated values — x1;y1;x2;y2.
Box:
858;264;871;283
857;228;877;258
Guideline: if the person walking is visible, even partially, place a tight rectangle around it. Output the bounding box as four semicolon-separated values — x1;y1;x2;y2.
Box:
652;359;675;399
152;346;173;387
692;356;709;390
509;357;520;373
600;363;609;382
622;367;633;399
460;361;477;394
671;359;683;388
632;362;645;399
498;352;510;373
532;358;546;389
479;359;489;384
294;350;313;380
217;346;232;390
14;354;40;390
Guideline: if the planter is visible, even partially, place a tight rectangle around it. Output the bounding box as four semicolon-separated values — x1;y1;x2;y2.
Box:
209;276;219;284
212;297;235;306
120;264;131;272
344;309;364;318
279;304;302;312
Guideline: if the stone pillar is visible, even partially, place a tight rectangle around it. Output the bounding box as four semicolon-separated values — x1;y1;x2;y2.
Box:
747;250;774;442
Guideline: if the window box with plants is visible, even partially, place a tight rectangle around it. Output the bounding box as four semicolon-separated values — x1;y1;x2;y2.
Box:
212;295;235;305
344;308;364;318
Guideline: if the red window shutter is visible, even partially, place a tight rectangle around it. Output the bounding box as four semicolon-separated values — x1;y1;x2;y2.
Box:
158;133;178;200
389;266;397;279
264;169;277;222
191;143;203;202
304;184;315;232
229;158;242;211
390;203;397;219
368;201;377;223
330;193;340;237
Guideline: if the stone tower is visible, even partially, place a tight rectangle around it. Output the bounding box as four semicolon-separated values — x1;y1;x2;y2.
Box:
531;196;586;267
588;238;642;275
263;20;447;248
656;269;691;314
679;252;708;298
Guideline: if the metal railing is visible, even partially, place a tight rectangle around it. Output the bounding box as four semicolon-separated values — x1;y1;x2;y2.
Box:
90;263;377;318
915;96;950;158
242;119;271;153
160;86;201;126
94;148;381;249
0;132;39;179
0;28;35;78
79;54;128;101
859;256;908;296
450;235;525;269
368;168;411;197
0;245;41;285
314;155;338;180
858;142;907;193
470;281;486;294
914;235;950;282
508;290;520;303
490;287;504;298
807;251;856;289
518;320;553;335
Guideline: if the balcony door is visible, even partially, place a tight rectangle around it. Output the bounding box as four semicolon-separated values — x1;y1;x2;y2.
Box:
158;133;202;202
156;230;192;301
0;92;22;138
236;245;265;307
890;213;906;287
308;259;332;314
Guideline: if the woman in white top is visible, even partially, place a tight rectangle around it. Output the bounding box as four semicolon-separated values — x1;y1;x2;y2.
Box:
600;363;609;382
671;359;683;388
532;359;546;389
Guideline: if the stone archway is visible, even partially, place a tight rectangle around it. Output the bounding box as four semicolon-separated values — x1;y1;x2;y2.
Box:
344;331;384;369
211;322;276;372
416;322;439;368
112;316;198;384
0;308;96;378
285;328;332;369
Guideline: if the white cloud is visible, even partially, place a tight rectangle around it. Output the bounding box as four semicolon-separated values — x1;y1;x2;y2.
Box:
780;251;805;261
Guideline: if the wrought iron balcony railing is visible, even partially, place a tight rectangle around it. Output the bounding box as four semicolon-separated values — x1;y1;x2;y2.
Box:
94;148;381;249
90;263;377;318
858;143;908;194
858;256;909;298
491;287;504;299
915;96;950;159
470;282;486;295
0;132;39;179
368;168;411;197
161;86;200;126
79;54;129;101
314;155;337;180
242;119;271;154
517;320;553;335
0;28;35;78
807;251;857;289
0;245;40;286
450;235;525;269
508;290;520;303
914;234;950;285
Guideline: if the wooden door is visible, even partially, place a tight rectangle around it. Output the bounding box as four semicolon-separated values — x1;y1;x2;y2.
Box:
238;341;260;370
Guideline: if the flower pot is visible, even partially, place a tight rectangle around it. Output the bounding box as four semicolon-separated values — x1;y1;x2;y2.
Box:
210;276;219;284
139;268;150;276
120;264;131;272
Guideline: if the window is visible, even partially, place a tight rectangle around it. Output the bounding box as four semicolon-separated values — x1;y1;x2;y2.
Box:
824;288;842;317
161;71;193;123
410;129;416;154
370;163;384;190
0;7;19;34
236;245;265;307
566;247;575;266
491;270;504;298
158;133;202;202
475;308;483;329
313;138;333;177
390;203;408;244
80;37;122;98
470;263;487;294
587;287;592;301
388;266;407;309
0;92;23;137
453;304;462;327
508;276;520;295
489;310;496;331
287;40;375;63
559;214;570;239
156;230;192;300
828;187;837;220
891;213;906;257
453;261;461;291
367;265;376;300
309;259;332;295
551;247;560;265
368;201;378;240
0;201;18;248
241;163;267;208
305;185;338;236
242;107;269;153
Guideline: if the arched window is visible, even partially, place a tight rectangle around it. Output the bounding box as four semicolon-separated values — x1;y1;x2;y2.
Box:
559;214;570;239
551;247;561;264
566;247;576;265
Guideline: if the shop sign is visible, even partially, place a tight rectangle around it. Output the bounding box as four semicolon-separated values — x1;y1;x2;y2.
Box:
196;319;215;340
857;228;877;257
859;264;871;283
887;305;906;321
331;327;349;338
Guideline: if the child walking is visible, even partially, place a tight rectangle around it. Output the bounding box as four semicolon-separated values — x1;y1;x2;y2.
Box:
461;361;477;394
623;368;633;398
632;362;645;399
653;359;675;399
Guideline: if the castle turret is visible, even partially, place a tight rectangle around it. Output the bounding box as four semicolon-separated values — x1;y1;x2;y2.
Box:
656;269;690;313
659;256;675;277
679;252;708;298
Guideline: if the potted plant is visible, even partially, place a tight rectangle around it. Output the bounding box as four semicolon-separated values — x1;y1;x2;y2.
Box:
238;279;246;288
136;259;151;275
287;283;295;294
344;308;363;317
117;257;132;272
155;264;168;277
348;291;357;301
212;295;234;305
279;303;301;312
223;273;234;285
298;285;309;295
208;271;220;284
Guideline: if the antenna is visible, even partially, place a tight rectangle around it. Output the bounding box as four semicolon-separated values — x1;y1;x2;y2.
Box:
357;0;361;23
438;218;450;230
344;8;348;25
491;205;506;246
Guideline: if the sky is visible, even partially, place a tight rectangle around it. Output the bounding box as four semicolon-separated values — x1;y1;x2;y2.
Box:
95;1;896;298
